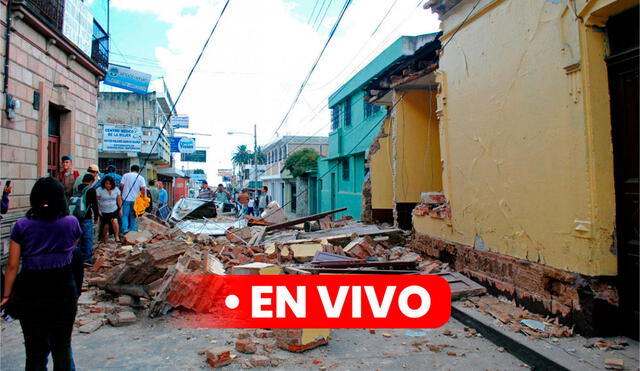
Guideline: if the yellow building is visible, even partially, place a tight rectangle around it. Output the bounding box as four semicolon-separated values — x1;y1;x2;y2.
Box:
416;0;638;336
364;36;443;230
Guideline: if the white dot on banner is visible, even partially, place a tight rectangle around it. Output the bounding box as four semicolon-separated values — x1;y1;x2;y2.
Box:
225;295;239;309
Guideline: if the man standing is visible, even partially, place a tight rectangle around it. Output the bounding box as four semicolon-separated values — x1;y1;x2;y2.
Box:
237;188;250;215
148;180;159;214
74;164;101;192
257;186;270;216
198;181;214;200
120;165;146;233
58;155;79;200
214;184;231;203
157;181;169;219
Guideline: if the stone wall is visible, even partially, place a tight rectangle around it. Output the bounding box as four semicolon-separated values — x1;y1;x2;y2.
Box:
0;4;103;211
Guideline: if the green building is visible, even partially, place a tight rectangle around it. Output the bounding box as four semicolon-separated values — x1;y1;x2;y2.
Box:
317;34;440;219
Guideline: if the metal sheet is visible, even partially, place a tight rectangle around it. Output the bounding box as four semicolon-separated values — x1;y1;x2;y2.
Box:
176;220;245;236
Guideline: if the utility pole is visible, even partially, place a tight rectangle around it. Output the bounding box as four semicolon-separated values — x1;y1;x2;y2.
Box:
253;123;258;195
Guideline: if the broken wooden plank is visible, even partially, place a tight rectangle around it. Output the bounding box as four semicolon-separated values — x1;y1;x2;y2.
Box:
265;208;347;231
283;266;313;275
437;272;487;300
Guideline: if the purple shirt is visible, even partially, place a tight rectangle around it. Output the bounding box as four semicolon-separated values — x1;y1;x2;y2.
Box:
10;216;82;270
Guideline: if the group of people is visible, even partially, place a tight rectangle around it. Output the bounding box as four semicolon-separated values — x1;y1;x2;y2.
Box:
197;182;270;217
0;156;171;370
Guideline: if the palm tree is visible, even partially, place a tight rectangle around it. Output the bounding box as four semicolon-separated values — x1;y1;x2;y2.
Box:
231;145;251;179
254;146;267;165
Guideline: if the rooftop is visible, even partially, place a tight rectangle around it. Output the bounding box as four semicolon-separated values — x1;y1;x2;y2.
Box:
328;33;440;107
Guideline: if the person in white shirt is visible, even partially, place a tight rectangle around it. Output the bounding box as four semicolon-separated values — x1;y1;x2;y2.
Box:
247;196;255;216
119;165;146;233
97;176;122;243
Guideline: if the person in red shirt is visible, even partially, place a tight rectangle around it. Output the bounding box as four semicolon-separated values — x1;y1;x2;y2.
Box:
57;155;79;200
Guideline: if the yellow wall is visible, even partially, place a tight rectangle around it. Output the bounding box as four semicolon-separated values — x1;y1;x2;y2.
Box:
371;90;442;210
414;0;634;276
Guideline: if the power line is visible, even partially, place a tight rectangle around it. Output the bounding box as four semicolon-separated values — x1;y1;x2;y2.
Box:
370;0;400;36
310;0;328;28
122;0;232;202
440;0;482;51
272;0;353;138
314;0;334;31
307;0;323;25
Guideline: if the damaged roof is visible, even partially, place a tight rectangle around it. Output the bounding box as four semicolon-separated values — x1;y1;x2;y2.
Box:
328;32;441;108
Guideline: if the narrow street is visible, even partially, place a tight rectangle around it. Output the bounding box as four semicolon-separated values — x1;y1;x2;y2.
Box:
1;0;639;370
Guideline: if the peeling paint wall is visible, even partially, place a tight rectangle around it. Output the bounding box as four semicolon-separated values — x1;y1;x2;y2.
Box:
415;0;627;276
370;90;442;211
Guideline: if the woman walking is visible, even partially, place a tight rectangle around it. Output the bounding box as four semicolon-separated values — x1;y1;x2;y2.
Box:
1;177;82;370
96;176;122;243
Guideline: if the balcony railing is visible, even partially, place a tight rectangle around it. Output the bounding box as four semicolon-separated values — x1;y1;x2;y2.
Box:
15;0;109;71
92;20;109;70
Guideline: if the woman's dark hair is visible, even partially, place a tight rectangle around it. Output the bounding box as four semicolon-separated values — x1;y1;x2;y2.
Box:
101;175;115;190
26;177;69;221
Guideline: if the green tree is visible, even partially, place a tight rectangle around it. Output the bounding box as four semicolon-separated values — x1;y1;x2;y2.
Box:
283;148;320;177
192;169;205;174
232;145;251;180
254;146;267;165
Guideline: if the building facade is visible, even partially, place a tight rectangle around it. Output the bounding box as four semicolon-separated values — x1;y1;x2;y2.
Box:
416;0;638;336
97;90;173;183
364;33;441;230
317;35;436;219
1;0;108;213
261;136;328;208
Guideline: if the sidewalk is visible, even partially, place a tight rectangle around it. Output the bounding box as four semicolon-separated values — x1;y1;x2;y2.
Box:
453;301;639;371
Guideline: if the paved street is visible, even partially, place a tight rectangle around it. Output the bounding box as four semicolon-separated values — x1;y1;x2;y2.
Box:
1;313;526;370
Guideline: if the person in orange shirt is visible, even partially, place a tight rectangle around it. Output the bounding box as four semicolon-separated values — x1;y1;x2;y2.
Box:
236;188;250;215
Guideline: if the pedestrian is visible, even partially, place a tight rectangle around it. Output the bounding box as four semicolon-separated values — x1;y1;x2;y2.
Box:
148;180;159;214
72;174;99;266
156;181;170;219
97;176;122;243
1;180;11;217
74;164;100;193
247;195;255;216
198;181;214;201
214;183;231;203
58;155;79;200
1;177;82;370
104;165;122;187
120;165;146;234
237;188;250;215
257;186;269;216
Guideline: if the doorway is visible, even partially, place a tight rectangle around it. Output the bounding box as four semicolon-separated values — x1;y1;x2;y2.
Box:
606;6;639;339
47;104;62;177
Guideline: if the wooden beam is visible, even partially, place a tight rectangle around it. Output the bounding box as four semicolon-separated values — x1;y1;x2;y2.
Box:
265;208;347;231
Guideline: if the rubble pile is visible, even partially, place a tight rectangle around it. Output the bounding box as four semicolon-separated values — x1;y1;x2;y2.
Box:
462;295;574;338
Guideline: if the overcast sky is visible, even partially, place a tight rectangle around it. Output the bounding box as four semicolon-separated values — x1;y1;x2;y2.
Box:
94;0;440;182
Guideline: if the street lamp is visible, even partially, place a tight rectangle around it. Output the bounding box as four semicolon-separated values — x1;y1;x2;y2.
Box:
227;124;258;194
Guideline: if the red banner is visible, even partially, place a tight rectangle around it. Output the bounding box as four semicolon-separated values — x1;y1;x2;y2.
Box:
169;275;451;328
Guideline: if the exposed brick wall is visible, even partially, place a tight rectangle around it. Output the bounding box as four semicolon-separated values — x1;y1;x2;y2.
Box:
411;232;620;336
0;7;101;212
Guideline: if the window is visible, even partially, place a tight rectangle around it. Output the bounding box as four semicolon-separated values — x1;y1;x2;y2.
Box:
344;97;352;126
342;158;350;180
364;101;381;118
331;106;340;130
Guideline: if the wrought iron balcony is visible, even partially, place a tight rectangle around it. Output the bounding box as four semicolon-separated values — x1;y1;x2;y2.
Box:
13;0;109;71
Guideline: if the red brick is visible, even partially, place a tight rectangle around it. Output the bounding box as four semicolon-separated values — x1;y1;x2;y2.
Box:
253;253;267;263
205;347;232;368
254;329;274;338
249;355;270;368
235;339;257;354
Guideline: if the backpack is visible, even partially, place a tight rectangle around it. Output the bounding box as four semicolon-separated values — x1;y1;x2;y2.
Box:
69;185;90;219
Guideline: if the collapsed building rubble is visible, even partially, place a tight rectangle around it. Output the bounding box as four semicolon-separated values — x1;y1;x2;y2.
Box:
73;207;585;367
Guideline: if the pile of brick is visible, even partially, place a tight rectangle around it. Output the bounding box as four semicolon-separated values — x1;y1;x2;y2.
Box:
79;211;451;346
463;295;573;338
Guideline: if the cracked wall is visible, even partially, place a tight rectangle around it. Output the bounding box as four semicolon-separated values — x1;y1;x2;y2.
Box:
414;0;620;276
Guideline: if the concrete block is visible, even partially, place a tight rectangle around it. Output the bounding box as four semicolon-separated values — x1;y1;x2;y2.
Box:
231;262;281;275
